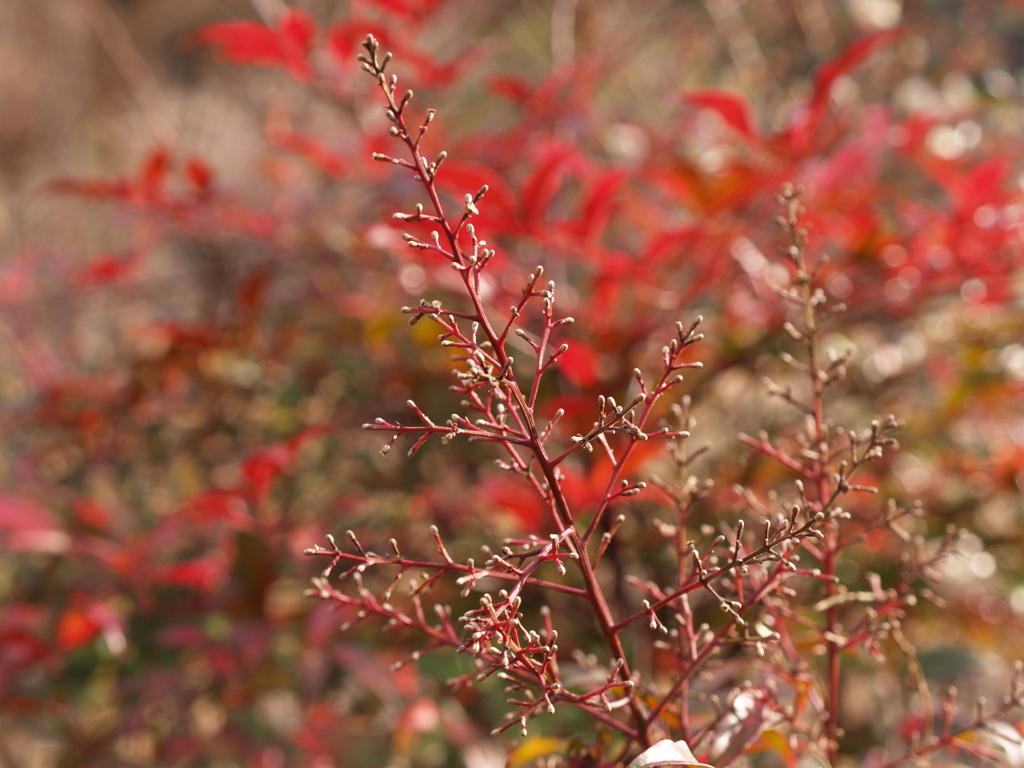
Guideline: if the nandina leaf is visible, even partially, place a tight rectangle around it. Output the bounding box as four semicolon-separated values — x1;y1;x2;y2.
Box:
326;20;392;70
150;321;222;348
191;9;316;81
564;170;629;245
57;609;100;651
683;88;759;144
75;251;138;287
644;226;703;271
403;48;475;88
237;265;270;321
895;112;941;156
511;59;602;123
192;20;279;64
488;75;533;105
556;340;600;388
156;556;228;592
0;628;50;671
267;124;347;176
0;495;70;554
73;499;113;533
280;8;316;52
184;157;213;197
806;106;887;191
0;252;36;305
243;425;330;504
435;160;518;234
900;713;927;742
480;475;545;531
49;175;128;200
335;19;475;89
953;156;1011;213
210;206;278;239
559;461;615;514
178;490;253;532
287;423;333;453
243;445;291;505
519;144;576;232
393;698;440;740
53;147;169;206
814;27;905;96
138;147;170;199
787;28;904;152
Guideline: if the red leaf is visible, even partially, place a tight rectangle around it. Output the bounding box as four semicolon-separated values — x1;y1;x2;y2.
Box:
900;713;927;742
280;133;346;175
191;9;316;81
184;157;213;198
156;556;228;592
488;76;533;105
814;28;905;96
138;147;170;199
788;28;904;152
287;423;333;453
52;147;169;206
237;265;270;321
243;445;291;505
479;475;545;531
0;628;50;672
242;425;331;504
558;464;607;513
0;251;36;305
435;160;519;235
683;89;759;144
266;103;347;176
192;20;279;63
280;8;316;52
954;156;1010;213
644;226;699;267
564;170;629;245
75;251;139;287
50;176;127;200
211;206;278;239
0;495;70;554
402;48;473;88
557;340;601;388
74;499;113;533
177;490;253;532
57;609;99;651
150;321;222;348
519;144;575;232
326;20;391;70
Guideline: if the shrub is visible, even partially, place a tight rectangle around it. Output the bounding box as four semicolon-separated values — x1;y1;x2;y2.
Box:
304;34;1024;767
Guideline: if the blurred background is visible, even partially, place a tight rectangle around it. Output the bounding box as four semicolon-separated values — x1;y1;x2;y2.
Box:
3;1;1024;766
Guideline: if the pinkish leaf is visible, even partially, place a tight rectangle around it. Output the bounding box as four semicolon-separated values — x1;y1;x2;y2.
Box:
0;495;70;554
683;89;759;144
